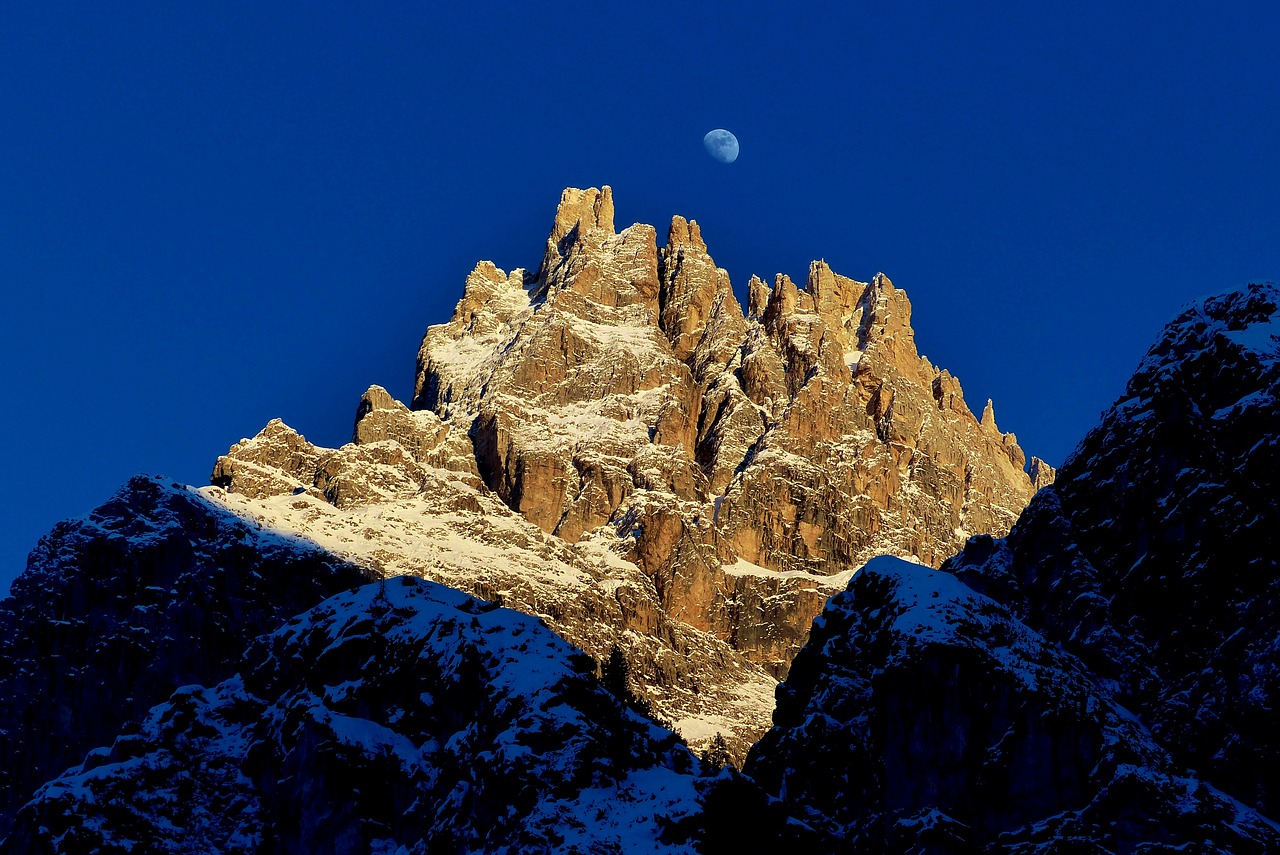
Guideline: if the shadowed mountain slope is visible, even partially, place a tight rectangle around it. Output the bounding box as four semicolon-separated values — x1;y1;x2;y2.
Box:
0;476;369;836
9;577;706;854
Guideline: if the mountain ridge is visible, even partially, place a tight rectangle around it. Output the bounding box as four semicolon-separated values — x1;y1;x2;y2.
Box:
8;576;709;853
943;280;1280;816
0;475;371;836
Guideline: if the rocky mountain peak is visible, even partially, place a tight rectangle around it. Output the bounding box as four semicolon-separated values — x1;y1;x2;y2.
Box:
531;184;664;314
759;271;801;325
746;273;770;318
353;383;402;425
207;186;1050;753
981;397;998;431
666;213;705;251
659;214;735;364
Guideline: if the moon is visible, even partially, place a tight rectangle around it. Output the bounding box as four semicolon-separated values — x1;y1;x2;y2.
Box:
703;129;739;164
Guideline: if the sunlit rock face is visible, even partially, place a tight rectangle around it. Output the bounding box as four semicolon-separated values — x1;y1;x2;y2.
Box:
209;186;1046;758
204;413;779;766
0;476;369;836
9;577;706;854
944;282;1280;817
410;185;1042;671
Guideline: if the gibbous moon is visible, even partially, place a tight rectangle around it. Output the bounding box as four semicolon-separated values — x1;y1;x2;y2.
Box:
703;129;739;164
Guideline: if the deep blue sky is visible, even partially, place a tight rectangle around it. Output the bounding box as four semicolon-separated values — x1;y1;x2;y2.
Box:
3;3;1278;591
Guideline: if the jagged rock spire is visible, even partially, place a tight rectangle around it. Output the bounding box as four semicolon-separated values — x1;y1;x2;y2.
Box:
408;186;1043;672
981;398;998;431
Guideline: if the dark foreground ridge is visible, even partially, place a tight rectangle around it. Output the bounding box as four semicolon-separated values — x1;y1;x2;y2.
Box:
0;476;369;836
9;576;705;853
946;283;1280;815
744;556;1278;851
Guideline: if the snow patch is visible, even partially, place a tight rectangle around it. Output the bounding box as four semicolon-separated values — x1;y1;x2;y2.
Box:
1225;310;1280;356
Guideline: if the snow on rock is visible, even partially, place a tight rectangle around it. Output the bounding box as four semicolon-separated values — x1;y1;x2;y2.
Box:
195;189;1047;777
9;577;708;853
402;187;1044;680
1223;308;1280;356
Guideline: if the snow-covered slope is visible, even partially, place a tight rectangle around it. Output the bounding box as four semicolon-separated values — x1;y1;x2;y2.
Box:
9;577;707;854
205;412;778;761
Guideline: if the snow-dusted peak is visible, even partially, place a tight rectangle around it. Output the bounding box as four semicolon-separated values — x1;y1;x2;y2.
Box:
209;187;1049;759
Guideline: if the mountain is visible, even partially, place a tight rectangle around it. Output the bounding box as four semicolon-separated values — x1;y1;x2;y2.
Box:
207;185;1047;756
740;283;1280;851
416;186;1043;664
0;476;369;836
8;576;706;853
205;411;779;762
0;187;1274;853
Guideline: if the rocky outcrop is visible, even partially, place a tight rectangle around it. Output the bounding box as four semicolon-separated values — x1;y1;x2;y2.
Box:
210;418;322;498
1027;455;1056;490
743;556;1280;852
9;577;706;853
719;265;1036;580
945;282;1280;817
0;476;369;836
408;186;1045;677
